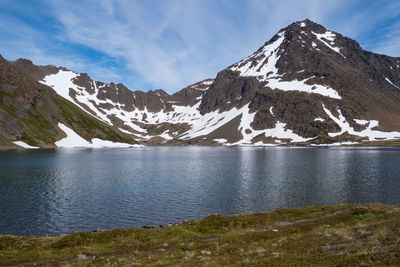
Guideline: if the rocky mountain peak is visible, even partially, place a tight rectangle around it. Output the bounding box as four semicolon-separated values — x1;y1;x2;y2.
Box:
252;19;328;55
198;19;349;114
285;19;326;33
225;18;359;88
15;58;34;66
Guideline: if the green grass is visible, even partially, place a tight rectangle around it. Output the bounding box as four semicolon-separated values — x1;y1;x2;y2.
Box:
1;203;399;266
0;90;54;146
355;213;376;220
53;96;136;144
20;108;58;145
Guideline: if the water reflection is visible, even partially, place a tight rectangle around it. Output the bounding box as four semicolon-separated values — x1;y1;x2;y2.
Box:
0;147;399;236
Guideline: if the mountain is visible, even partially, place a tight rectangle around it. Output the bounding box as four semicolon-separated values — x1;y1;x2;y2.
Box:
11;58;217;145
2;19;400;148
0;56;137;149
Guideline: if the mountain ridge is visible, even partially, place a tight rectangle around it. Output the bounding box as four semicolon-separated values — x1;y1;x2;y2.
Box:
2;19;400;148
0;55;138;149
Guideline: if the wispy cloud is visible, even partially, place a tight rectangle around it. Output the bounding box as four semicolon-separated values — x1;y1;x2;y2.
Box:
374;20;400;57
46;0;246;91
1;0;399;93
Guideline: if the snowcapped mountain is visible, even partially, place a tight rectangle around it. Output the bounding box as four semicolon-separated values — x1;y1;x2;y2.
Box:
3;19;400;148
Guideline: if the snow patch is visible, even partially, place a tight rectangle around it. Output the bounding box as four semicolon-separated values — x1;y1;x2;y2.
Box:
385;77;400;89
56;123;92;148
56;123;136;148
118;128;134;134
310;141;359;147
267;77;341;99
245;142;277;147
158;131;173;140
312;31;345;58
13;141;39;149
232;105;313;145
40;70;79;104
213;138;227;143
322;105;400;141
354;119;369;125
192;80;214;91
230;32;286;81
173;103;313;145
180;104;247;139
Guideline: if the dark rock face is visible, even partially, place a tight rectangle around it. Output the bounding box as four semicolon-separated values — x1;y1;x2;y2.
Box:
73;73;96;95
199;70;261;114
11;58;64;81
3;19;400;146
0;109;24;140
168;79;212;107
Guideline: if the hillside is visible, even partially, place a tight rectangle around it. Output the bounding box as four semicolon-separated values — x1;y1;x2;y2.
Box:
0;56;137;149
1;203;399;266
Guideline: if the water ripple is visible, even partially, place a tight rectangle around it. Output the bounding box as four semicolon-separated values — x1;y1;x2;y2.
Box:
0;147;399;236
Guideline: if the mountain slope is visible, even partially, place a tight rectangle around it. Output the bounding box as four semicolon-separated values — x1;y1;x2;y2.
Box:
7;19;400;146
0;56;137;149
197;19;400;145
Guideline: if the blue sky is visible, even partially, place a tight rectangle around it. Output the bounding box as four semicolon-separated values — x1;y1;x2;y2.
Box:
1;0;400;93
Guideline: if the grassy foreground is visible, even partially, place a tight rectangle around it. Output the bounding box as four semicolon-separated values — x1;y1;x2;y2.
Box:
1;204;399;266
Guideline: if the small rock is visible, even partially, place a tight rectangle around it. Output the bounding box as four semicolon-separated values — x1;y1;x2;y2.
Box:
272;229;279;232
76;254;89;260
167;223;172;227
163;242;168;247
201;250;211;255
158;248;166;252
272;252;280;258
142;224;152;229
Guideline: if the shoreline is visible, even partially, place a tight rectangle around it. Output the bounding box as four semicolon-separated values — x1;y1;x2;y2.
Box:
1;203;399;266
2;140;400;151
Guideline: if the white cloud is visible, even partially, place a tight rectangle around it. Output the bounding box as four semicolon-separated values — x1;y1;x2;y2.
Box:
2;0;400;92
0;36;123;84
47;0;365;92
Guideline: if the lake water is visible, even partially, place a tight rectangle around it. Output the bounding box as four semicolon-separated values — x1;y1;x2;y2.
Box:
0;146;399;236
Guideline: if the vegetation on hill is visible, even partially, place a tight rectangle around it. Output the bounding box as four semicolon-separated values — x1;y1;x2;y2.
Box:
1;203;399;266
0;55;136;148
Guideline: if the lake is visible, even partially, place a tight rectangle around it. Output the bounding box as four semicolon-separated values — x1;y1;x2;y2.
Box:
0;146;399;236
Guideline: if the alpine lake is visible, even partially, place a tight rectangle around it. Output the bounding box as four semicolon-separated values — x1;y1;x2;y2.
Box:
1;146;399;236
